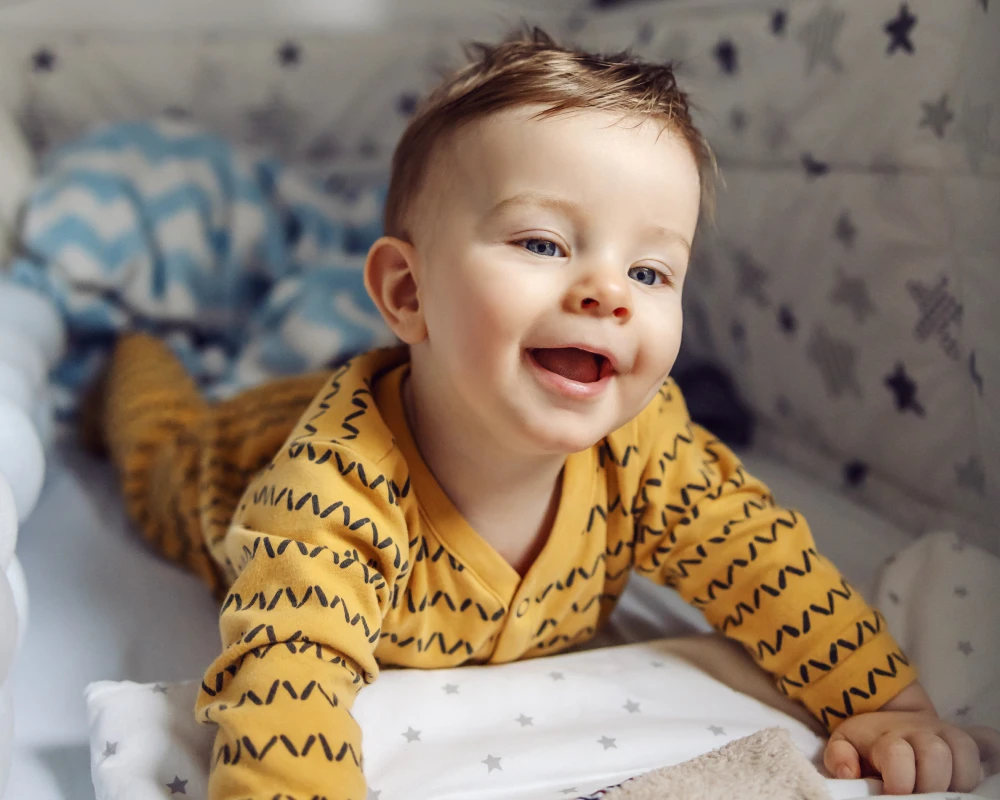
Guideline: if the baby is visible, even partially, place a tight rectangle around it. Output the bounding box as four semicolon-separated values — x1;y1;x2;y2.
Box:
95;27;991;799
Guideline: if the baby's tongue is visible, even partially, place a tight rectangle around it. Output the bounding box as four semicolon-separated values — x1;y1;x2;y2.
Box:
532;348;600;383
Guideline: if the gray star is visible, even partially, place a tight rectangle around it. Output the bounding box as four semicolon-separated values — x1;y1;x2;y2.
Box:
442;683;459;695
831;269;876;322
651;660;664;668
958;640;974;656
366;789;381;800
955;456;986;495
956;705;971;717
979;0;989;10
550;671;565;681
834;211;857;248
709;725;726;735
516;714;533;727
888;591;900;604
798;5;846;73
762;106;791;152
730;107;748;133
246;91;303;153
807;324;862;398
920;93;954;139
166;776;188;795
623;699;641;714
907;276;963;360
102;741;118;758
954;586;969;598
153;684;169;694
956;99;994;171
402;726;421;743
482;754;503;773
733;251;770;307
598;735;617;750
561;790;579;795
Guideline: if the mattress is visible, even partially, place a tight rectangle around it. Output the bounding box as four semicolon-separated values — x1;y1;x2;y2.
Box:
4;437;918;800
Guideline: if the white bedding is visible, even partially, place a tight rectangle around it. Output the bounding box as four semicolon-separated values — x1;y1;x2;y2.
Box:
5;438;925;799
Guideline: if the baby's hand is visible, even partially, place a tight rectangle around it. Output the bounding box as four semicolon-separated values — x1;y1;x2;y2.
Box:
824;710;999;794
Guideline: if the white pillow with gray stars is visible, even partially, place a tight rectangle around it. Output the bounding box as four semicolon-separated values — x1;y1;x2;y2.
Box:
86;640;827;800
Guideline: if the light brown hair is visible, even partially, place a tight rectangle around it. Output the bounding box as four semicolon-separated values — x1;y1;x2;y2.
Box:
383;25;717;241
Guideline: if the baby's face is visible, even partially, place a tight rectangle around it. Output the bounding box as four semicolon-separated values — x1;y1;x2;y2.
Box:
409;105;701;454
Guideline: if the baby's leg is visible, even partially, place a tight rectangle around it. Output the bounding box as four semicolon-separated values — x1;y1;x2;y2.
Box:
98;334;325;594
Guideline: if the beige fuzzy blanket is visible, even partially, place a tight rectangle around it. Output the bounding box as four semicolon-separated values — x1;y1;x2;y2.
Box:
601;726;832;800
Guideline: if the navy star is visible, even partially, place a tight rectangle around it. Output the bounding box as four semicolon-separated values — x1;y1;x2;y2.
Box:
277;41;301;67
771;9;788;36
885;4;918;55
885;363;925;416
714;38;738;74
920;93;954;139
844;460;869;488
32;48;56;72
778;304;797;334
397;92;419;116
802;152;830;178
166;776;188;794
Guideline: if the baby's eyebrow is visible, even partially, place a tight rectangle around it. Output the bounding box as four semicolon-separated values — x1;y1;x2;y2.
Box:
486;191;580;219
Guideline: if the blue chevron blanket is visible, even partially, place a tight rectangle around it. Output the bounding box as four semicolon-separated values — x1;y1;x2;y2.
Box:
4;119;395;416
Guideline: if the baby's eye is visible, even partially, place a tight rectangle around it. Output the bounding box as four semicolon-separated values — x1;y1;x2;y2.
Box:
520;238;564;258
628;265;669;286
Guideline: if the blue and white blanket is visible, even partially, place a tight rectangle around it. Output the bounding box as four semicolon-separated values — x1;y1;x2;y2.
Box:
4;119;395;416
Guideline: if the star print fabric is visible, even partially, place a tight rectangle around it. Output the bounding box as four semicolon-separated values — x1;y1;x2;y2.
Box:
100;338;916;798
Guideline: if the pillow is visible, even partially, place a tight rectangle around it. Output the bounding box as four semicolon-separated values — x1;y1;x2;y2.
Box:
87;636;831;800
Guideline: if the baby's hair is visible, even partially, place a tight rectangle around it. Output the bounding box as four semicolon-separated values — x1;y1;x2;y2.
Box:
383;25;718;241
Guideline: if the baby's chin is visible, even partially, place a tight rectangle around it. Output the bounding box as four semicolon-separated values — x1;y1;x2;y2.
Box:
512;408;630;456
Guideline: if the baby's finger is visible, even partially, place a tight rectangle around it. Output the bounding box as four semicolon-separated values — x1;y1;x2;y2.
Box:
906;732;952;793
939;727;985;791
871;735;916;795
824;734;861;780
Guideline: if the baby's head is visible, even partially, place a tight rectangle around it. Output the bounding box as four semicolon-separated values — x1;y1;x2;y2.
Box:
365;27;714;456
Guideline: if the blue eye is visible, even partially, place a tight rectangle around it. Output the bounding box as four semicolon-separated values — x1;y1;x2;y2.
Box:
628;265;667;286
521;238;564;257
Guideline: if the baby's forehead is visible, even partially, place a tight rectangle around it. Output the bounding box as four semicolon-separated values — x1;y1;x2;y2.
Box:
421;107;677;202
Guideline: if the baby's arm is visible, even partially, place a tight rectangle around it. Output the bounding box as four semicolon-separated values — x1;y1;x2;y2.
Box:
196;447;407;800
630;384;917;729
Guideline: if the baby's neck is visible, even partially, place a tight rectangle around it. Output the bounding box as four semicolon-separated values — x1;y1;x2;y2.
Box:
402;370;565;572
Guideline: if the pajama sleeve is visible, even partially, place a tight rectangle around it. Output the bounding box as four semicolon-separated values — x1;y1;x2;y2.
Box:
196;446;407;800
630;383;918;730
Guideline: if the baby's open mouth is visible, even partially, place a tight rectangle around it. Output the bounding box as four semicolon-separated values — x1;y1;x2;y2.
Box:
529;348;614;384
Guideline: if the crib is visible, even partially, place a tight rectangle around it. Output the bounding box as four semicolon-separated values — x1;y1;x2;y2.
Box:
0;1;997;798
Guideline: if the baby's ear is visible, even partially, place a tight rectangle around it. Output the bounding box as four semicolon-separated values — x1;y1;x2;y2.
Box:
364;236;427;345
